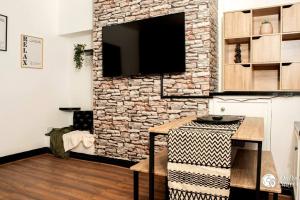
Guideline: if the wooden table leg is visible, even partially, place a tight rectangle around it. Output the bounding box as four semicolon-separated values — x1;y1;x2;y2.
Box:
149;133;155;200
256;142;262;200
134;171;139;200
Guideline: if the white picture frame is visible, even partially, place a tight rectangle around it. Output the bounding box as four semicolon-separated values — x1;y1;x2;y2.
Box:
21;35;43;69
0;14;7;51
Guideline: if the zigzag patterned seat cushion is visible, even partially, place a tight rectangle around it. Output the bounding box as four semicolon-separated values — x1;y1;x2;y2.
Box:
167;121;241;200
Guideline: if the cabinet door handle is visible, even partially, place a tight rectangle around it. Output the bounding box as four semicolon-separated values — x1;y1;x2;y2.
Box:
242;10;251;14
295;146;298;151
241;64;250;68
283;5;293;8
252;36;261;40
282;63;292;66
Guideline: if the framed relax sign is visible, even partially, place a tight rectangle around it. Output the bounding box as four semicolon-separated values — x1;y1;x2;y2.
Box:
0;14;7;51
21;35;43;69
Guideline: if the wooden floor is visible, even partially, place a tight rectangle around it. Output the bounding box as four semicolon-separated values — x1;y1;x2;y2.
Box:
0;154;165;200
0;154;291;200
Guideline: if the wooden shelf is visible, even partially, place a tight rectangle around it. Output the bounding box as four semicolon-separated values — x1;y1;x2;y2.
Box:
251;62;281;65
252;33;281;37
281;62;300;90
224;39;250;65
224;37;251;43
231;149;281;193
282;34;300;63
252;35;281;63
224;10;252;38
84;49;93;56
282;32;300;40
223;3;300;92
252;7;281;35
224;64;252;91
282;4;300;33
252;64;280;91
59;107;81;112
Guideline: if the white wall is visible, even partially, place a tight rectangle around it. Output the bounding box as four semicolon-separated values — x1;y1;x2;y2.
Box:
215;0;300;184
56;0;93;110
0;0;93;155
0;0;72;156
58;0;93;35
63;31;93;110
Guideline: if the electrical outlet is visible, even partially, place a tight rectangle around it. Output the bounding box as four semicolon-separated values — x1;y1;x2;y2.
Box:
220;107;225;112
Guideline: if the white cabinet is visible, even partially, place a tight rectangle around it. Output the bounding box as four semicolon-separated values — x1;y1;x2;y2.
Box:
208;98;271;150
224;11;251;38
293;122;300;200
282;3;300;33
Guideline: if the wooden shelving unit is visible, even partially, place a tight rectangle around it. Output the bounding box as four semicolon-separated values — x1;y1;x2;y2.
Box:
223;3;300;92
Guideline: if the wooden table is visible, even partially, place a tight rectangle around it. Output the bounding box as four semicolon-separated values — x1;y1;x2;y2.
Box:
147;116;265;200
130;148;281;200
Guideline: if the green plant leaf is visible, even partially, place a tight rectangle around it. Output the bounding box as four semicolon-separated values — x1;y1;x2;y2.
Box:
73;44;86;69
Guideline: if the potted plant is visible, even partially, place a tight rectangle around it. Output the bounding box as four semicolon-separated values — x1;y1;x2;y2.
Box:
260;19;273;35
73;44;86;69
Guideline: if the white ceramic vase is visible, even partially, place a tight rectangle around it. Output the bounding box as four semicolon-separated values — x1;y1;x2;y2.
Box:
260;23;273;35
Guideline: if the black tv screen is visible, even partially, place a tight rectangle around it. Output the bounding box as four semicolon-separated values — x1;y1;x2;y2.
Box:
102;12;185;77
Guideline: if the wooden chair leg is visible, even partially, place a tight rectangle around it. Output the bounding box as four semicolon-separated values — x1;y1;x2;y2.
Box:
134;171;139;200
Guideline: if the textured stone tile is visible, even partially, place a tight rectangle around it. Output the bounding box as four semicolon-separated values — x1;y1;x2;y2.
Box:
93;0;217;161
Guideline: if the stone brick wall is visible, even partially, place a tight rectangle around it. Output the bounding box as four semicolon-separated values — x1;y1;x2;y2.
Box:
93;0;218;161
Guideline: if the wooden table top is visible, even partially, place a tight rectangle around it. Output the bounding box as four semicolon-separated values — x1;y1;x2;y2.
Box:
149;115;264;142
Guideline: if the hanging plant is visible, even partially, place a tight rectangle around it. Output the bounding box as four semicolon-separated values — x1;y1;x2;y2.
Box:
73;44;86;69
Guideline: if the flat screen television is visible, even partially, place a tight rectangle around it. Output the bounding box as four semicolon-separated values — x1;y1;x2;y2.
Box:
102;12;185;77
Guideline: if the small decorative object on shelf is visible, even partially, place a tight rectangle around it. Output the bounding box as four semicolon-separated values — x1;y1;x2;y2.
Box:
74;44;86;69
234;43;242;63
260;19;273;35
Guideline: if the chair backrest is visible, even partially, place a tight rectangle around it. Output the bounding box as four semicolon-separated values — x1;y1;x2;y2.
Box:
73;111;93;133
